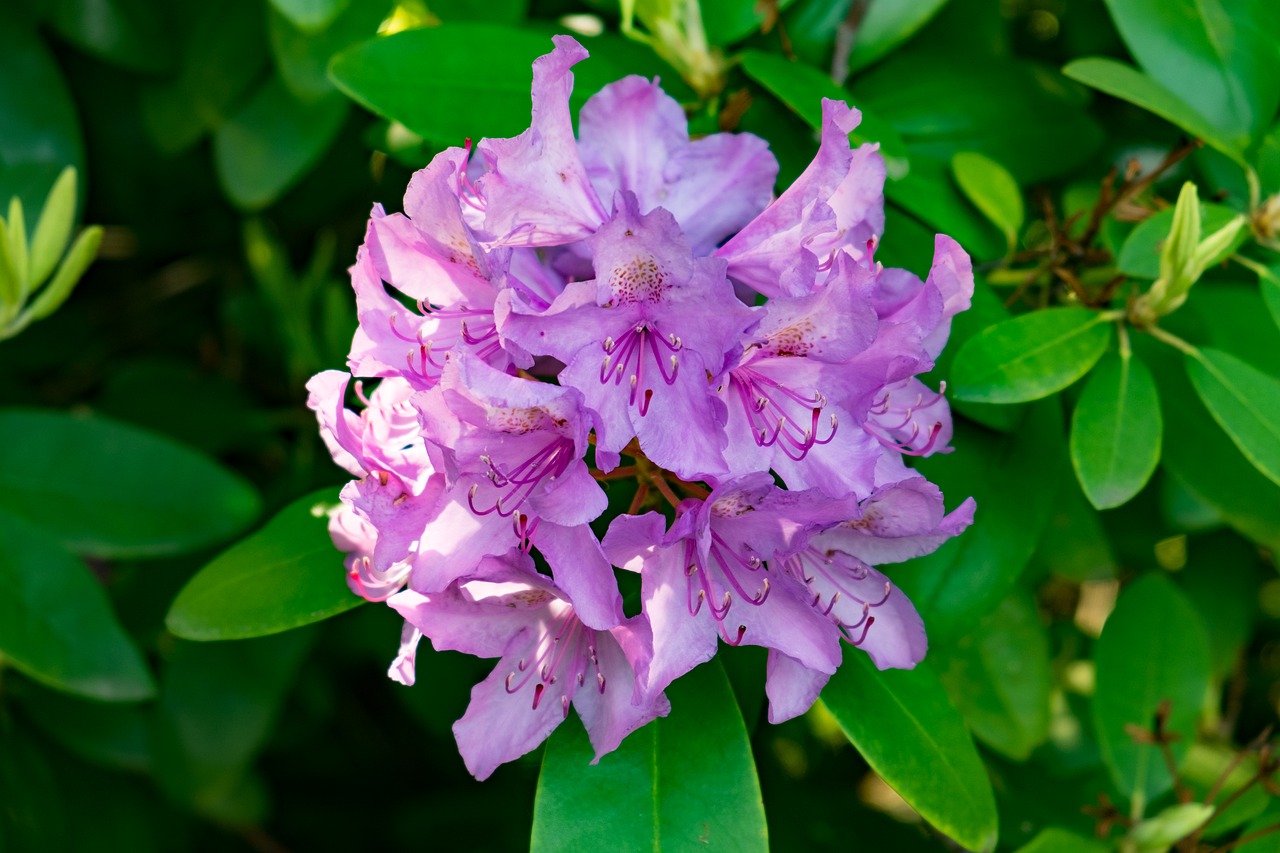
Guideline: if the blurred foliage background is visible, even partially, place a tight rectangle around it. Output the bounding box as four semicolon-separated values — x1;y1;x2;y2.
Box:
3;0;1280;850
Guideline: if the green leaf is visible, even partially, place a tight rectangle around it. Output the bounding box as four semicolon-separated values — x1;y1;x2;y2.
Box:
1131;802;1215;852
951;307;1112;404
269;0;351;33
1261;269;1280;332
269;0;391;101
0;717;68;851
0;410;261;558
1179;532;1259;678
1187;348;1280;488
1070;351;1162;509
14;683;152;772
153;632;313;823
701;0;796;46
330;25;691;146
1092;573;1211;805
951;151;1024;250
821;651;998;852
0;509;154;701
895;403;1060;641
1117;200;1244;280
846;0;951;73
167;490;362;641
1014;828;1110;853
27;166;76;288
213;76;348;210
40;0;175;73
887;162;1005;263
1234;807;1280;851
1180;743;1270;836
531;660;767;853
0;8;86;224
1061;57;1244;164
934;589;1052;760
738;50;909;178
1101;0;1280;147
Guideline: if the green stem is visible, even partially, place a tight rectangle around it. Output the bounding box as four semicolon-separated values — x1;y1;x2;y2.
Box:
1144;324;1201;358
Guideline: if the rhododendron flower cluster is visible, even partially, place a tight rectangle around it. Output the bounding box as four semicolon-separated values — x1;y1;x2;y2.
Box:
308;35;976;781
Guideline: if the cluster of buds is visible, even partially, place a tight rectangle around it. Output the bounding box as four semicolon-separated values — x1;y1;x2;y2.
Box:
309;36;975;780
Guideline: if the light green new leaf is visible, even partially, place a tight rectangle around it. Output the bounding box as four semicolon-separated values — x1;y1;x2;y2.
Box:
934;590;1052;760
1187;348;1280;488
268;0;350;33
821;651;998;852
1062;57;1244;164
531;660;767;853
738;50;909;178
0;509;154;701
951;307;1112;404
1093;574;1211;805
16;225;102;328
214;76;348;210
1131;802;1215;852
1070;351;1162;509
0;410;261;558
1117;200;1245;280
951;151;1024;250
167;490;362;641
27;166;76;288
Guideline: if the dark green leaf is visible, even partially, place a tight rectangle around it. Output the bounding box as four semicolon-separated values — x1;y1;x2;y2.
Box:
269;0;391;100
951;151;1024;249
1187;348;1280;488
1117;201;1245;279
531;660;767;853
895;403;1060;641
1234;807;1280;851
15;683;151;772
1180;532;1259;677
153;632;313;823
1101;0;1280;147
213;76;348;210
1061;57;1243;163
167;489;362;641
934;589;1052;760
1028;474;1118;581
738;50;909;177
329;25;690;146
269;0;350;32
887;163;1005;263
0;410;261;558
1014;828;1110;853
822;650;998;852
846;0;951;73
0;717;68;851
41;0;174;73
1070;351;1162;509
951;307;1112;404
0;509;154;701
0;8;86;222
1092;573;1211;804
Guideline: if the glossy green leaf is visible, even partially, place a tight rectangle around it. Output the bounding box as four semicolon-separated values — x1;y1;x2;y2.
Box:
846;0;951;73
0;7;86;222
1093;573;1211;805
269;0;350;32
1187;348;1280;488
153;632;313;823
0;410;261;558
951;151;1024;250
1014;828;1110;853
167;490;361;641
531;660;767;853
951;307;1112;404
822;651;998;852
896;403;1060;640
1070;351;1162;509
269;0;391;100
330;25;690;146
738;50;909;177
1117;200;1244;280
0;509;154;701
213;76;348;210
1102;0;1280;147
934;590;1052;760
1062;57;1244;163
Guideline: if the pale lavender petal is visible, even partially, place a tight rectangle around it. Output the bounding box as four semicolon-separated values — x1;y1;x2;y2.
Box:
305;370;366;477
765;650;831;724
573;618;670;761
388;621;423;686
921;234;975;359
534;522;624;630
659;132;778;256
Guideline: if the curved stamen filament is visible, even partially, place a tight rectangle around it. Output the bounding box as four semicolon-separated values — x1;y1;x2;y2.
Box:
599;322;682;415
731;367;837;459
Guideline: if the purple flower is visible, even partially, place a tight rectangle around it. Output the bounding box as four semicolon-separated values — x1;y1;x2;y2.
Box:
389;552;669;781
